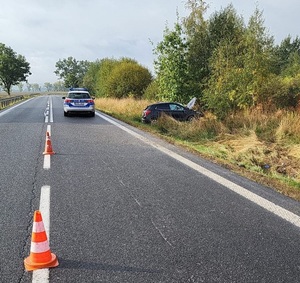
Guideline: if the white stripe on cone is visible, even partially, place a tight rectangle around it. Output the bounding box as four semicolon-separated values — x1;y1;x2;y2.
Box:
32;221;46;233
30;240;50;253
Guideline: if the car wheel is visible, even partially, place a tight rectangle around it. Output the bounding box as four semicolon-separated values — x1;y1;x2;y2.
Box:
187;115;195;122
90;112;95;117
64;111;68;117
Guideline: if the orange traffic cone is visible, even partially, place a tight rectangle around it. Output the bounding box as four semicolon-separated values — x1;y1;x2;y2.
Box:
43;131;55;155
24;210;59;271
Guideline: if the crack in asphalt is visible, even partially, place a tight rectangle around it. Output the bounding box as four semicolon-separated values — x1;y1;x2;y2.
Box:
19;125;46;283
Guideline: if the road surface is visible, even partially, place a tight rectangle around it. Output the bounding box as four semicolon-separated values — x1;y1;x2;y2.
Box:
0;95;300;282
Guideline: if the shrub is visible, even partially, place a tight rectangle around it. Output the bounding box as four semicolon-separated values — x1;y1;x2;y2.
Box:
106;62;152;98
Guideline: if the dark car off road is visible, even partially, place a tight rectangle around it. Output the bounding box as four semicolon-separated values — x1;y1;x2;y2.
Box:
142;98;202;123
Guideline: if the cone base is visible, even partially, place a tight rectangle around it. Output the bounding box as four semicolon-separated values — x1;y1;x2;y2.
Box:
24;253;59;271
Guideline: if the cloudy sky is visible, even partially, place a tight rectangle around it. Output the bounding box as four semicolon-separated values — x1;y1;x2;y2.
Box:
0;0;299;85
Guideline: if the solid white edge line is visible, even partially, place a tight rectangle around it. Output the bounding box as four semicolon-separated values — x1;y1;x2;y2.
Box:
32;185;51;283
96;112;300;229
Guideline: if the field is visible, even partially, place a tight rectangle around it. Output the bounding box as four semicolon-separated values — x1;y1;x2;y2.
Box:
95;97;300;201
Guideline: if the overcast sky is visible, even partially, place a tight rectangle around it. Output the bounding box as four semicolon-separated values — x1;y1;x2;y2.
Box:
0;0;299;85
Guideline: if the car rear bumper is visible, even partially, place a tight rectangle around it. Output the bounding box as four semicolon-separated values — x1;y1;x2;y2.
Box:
64;105;95;113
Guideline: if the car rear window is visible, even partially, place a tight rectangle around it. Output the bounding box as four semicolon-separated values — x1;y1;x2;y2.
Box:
68;93;90;99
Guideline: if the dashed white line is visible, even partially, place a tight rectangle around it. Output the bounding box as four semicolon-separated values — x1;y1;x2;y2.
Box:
43;125;52;170
44;97;53;123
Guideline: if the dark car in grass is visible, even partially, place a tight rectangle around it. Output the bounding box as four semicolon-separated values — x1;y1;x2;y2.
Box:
142;98;202;123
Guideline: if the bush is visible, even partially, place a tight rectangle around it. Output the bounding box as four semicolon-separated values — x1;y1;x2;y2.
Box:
106;62;152;98
143;79;160;100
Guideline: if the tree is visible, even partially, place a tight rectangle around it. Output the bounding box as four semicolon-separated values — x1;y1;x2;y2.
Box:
153;21;190;102
274;36;300;75
53;81;66;91
203;6;276;118
44;82;53;92
87;57;145;98
183;0;210;98
0;43;31;95
95;58;119;97
17;82;24;92
54;57;90;88
106;61;152;98
32;83;40;92
82;60;102;95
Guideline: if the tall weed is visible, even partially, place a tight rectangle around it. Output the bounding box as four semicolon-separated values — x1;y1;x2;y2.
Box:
276;111;300;143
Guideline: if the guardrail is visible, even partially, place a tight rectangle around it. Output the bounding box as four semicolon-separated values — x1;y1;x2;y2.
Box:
0;95;25;108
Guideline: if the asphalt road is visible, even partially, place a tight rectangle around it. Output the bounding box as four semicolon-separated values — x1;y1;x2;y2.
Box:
0;95;300;283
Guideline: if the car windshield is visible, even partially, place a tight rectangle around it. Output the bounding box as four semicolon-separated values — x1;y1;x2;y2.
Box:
68;93;90;99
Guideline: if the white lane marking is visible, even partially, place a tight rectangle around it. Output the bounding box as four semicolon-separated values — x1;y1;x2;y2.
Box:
49;96;53;123
39;186;51;237
43;155;51;170
96;112;300;228
32;185;51;283
44;97;53;123
47;125;51;136
43;125;52;169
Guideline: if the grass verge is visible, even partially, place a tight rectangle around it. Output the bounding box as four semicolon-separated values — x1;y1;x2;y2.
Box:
95;97;300;201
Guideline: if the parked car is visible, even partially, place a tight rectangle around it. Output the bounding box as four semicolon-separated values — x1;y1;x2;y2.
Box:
62;88;95;117
142;98;202;123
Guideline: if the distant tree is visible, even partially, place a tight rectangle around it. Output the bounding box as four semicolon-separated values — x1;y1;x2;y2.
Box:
106;61;152;98
54;57;90;88
82;60;102;94
53;81;66;91
32;83;40;92
26;83;32;92
44;82;53;92
17;82;24;92
0;43;31;95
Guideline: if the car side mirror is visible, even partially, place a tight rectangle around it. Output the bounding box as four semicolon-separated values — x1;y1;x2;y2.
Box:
62;97;65;99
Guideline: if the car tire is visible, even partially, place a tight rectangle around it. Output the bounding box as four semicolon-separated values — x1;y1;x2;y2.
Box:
90;112;95;117
64;111;68;117
187;115;195;122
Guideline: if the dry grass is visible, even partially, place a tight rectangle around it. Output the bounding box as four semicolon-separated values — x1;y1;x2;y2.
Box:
95;97;300;200
95;97;151;120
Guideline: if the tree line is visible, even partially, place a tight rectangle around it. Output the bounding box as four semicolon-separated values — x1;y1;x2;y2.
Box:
1;0;300;120
153;0;300;118
55;0;300;119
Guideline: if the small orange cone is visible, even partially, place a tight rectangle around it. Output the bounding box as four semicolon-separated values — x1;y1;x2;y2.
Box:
24;210;59;271
43;131;55;155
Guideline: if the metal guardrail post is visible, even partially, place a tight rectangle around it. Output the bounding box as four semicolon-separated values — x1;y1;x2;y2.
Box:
0;95;25;108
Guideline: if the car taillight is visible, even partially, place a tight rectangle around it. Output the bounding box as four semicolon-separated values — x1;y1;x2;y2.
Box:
65;99;72;103
87;99;94;103
143;109;151;116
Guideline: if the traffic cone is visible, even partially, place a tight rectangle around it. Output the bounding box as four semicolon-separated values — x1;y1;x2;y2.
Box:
24;210;59;271
43;131;55;155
